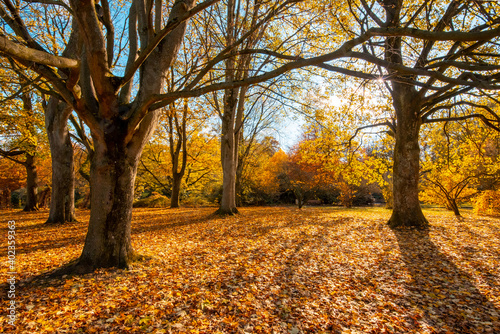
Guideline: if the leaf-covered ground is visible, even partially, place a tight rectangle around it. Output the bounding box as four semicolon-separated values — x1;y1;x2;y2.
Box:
1;207;499;333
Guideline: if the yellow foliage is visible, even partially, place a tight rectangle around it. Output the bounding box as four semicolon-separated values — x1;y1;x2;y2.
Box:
474;190;500;216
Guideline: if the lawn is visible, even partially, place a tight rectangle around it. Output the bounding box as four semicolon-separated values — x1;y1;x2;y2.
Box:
0;207;499;333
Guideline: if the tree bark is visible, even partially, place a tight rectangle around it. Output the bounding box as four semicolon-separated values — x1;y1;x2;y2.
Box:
75;135;138;272
170;173;182;208
218;88;240;215
23;153;39;211
388;91;429;228
45;98;77;224
447;198;461;216
168;101;188;209
235;166;243;206
383;0;428;229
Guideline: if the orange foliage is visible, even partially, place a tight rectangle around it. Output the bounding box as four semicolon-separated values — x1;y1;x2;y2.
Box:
0;158;25;190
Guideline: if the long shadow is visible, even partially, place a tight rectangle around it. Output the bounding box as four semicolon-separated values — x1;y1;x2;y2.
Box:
0;234;86;257
393;227;500;333
131;211;218;235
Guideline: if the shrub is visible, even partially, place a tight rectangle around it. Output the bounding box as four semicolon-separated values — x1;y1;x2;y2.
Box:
133;192;170;208
473;190;500;216
181;195;215;208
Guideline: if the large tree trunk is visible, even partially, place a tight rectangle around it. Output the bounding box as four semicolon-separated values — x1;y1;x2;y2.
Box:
23;153;39;211
74;137;138;272
45;98;76;224
384;1;428;229
388;93;428;228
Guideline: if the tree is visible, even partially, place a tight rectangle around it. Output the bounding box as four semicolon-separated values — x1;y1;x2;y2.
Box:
166;100;189;208
202;0;279;214
420;121;500;216
137;99;216;207
0;87;45;211
322;0;500;228
0;0;208;271
42;19;81;224
0;157;24;208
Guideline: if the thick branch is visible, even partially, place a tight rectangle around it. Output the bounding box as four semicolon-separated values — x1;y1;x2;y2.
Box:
423;113;500;132
0;36;78;68
370;26;500;42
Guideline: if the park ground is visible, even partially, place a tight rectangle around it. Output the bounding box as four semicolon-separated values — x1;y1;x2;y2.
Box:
0;206;499;333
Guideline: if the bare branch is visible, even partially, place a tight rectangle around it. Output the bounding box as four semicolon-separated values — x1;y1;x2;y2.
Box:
119;0;221;89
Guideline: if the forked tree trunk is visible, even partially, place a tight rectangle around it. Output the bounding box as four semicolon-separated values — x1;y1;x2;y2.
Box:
447;198;461;216
168;101;188;209
23;153;39;211
388;97;428;229
45;98;76;224
75;137;138;272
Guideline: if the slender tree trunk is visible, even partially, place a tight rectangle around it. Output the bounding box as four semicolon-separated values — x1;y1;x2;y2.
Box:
388;97;428;228
23;153;39;211
296;193;304;209
74;137;138;272
168;100;188;209
235;166;243;206
218;86;240;215
170;173;182;208
45;98;76;224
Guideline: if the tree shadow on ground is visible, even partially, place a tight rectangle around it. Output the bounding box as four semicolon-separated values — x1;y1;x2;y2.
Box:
393;227;500;333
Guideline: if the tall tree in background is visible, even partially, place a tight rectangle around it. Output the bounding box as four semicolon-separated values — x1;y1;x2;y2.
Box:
0;88;43;211
43;20;81;224
44;97;77;223
208;0;272;214
166;99;189;208
200;0;320;214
